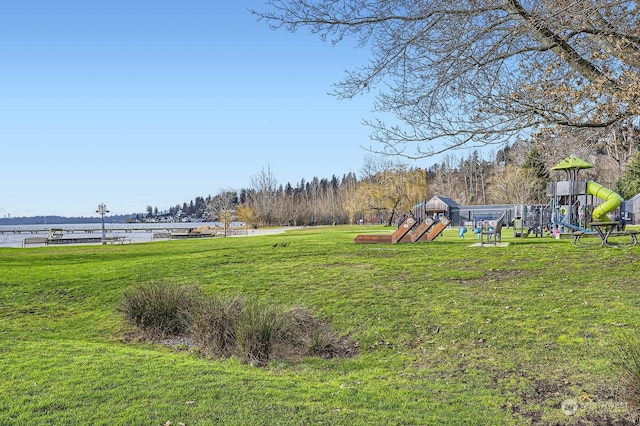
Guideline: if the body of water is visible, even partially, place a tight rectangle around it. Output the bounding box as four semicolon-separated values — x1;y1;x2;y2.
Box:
0;222;237;248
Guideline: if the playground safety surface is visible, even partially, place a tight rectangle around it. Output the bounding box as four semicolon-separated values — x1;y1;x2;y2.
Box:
470;242;510;247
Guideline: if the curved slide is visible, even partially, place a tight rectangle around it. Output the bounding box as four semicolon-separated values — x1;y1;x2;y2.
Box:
587;181;623;222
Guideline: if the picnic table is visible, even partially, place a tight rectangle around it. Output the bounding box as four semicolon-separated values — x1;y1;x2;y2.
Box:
572;221;638;247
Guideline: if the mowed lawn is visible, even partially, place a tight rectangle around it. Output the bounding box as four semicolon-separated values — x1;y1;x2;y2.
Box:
1;225;639;425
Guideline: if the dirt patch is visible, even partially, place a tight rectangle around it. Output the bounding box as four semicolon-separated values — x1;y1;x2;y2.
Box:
510;378;634;425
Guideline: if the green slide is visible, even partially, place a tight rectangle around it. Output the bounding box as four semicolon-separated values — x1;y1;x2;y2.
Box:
587;181;623;222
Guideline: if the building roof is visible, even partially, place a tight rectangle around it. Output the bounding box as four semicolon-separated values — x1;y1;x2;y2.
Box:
423;196;459;211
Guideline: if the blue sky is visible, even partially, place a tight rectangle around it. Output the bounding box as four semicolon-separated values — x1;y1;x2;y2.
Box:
0;1;419;217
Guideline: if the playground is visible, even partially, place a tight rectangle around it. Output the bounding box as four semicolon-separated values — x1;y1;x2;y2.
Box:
355;156;640;248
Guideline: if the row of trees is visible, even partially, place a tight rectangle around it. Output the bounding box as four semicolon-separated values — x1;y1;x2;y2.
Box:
144;196;213;220
144;123;640;228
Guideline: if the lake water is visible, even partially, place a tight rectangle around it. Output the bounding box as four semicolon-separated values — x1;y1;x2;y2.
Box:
0;222;234;248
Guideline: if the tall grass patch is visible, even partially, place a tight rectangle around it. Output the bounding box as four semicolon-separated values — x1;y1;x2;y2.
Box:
619;333;640;420
119;283;352;366
234;297;289;366
117;282;200;339
189;294;245;358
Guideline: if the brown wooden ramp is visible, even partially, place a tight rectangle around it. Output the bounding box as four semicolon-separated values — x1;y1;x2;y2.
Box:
423;217;451;242
354;234;393;244
391;215;417;243
398;232;413;243
354;214;417;244
410;217;435;242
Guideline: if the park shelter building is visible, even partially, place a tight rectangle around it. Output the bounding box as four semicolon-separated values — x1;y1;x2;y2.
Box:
418;196;458;220
415;196;514;227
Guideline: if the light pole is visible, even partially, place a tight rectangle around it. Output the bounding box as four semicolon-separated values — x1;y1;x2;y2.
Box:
96;203;109;245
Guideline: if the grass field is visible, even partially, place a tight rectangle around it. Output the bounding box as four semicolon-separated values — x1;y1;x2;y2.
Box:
1;225;640;425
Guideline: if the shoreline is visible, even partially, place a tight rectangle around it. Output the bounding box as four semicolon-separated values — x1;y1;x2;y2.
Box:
0;226;301;248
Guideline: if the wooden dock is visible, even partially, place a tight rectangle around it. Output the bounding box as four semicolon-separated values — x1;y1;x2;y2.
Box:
1;224;214;235
3;227;156;235
23;235;128;247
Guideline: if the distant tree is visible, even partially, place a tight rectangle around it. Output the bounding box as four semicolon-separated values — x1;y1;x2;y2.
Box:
456;151;491;204
426;156;460;202
236;204;259;228
487;165;538;204
193;197;206;218
348;156;427;226
595;124;640;173
208;189;238;237
615;152;640;199
247;166;279;226
238;189;248;205
273;185;298;226
521;148;550;203
426;152;491;204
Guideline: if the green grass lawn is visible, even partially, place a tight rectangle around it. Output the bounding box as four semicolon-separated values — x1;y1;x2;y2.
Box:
1;226;639;425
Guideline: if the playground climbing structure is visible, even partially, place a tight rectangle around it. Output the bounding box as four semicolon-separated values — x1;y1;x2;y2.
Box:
513;204;549;238
546;156;623;235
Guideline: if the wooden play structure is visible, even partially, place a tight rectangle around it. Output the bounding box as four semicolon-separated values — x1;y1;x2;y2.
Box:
354;214;450;244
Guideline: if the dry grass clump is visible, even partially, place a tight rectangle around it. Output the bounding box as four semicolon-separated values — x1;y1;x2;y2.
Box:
234;297;289;366
117;282;201;339
619;334;640;421
188;294;246;358
283;307;345;359
119;283;356;366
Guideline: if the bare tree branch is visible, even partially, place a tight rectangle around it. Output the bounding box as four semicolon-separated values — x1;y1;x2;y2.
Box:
254;0;640;158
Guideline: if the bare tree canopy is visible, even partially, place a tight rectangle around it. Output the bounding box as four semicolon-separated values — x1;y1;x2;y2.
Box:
255;0;640;158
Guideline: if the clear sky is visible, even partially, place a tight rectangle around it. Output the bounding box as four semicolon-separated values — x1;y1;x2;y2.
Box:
1;1;456;218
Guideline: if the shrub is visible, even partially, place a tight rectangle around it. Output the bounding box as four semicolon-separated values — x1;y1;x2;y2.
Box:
189;294;245;358
118;282;201;338
118;283;355;366
234;297;288;366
